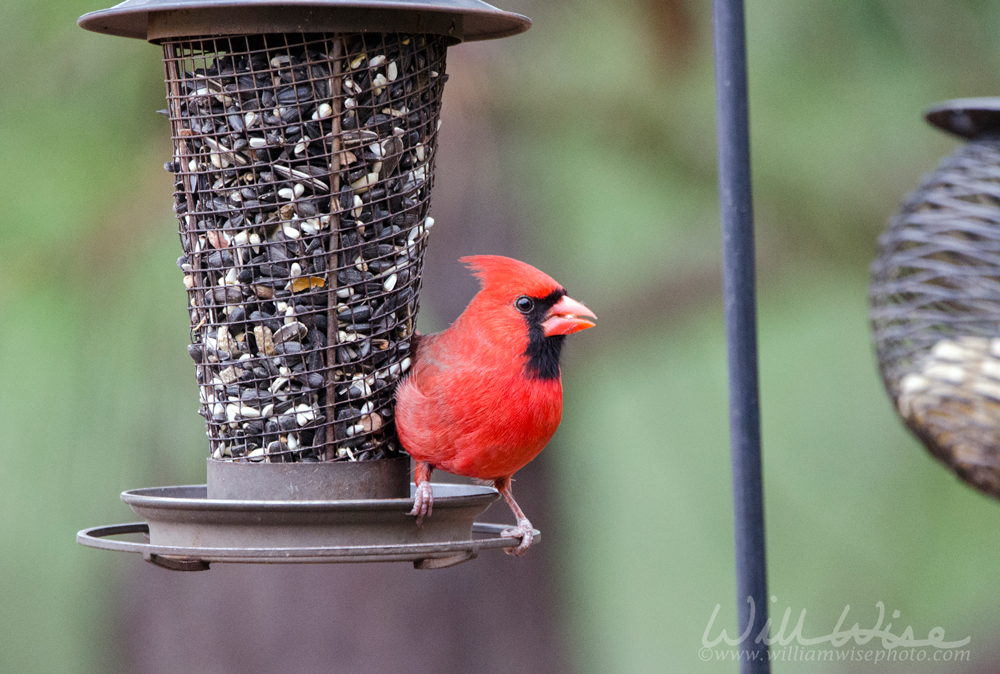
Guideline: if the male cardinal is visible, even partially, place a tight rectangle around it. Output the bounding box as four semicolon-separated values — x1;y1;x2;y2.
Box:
395;255;596;556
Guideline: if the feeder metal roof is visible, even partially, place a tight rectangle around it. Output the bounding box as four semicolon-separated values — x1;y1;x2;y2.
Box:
926;98;1000;140
79;0;530;43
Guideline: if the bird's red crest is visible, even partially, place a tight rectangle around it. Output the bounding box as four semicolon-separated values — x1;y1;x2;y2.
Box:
460;255;563;300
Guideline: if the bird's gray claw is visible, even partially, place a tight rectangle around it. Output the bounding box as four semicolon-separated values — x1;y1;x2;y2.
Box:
501;519;533;556
408;481;434;527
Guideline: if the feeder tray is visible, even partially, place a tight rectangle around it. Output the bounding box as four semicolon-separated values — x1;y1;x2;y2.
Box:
77;482;538;570
79;460;540;570
76;0;535;567
871;98;1000;500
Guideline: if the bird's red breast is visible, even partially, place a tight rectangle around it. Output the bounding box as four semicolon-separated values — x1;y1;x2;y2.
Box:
395;256;596;480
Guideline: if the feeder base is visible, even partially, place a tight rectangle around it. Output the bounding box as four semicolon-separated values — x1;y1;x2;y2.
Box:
76;483;539;570
206;457;410;500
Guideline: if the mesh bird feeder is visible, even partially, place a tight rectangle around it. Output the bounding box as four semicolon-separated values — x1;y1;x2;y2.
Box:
169;33;442;469
871;98;1000;501
76;0;535;570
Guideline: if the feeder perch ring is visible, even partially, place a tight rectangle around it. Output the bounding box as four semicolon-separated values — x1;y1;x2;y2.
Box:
77;521;536;570
76;482;538;570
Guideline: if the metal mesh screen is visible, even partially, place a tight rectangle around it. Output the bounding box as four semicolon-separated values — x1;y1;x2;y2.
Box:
870;137;1000;498
163;33;447;462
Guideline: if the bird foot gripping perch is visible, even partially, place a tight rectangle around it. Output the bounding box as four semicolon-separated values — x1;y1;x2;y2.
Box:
500;519;534;557
495;475;534;556
409;472;434;527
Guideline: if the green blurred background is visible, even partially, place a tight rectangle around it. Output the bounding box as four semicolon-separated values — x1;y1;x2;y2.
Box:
2;0;1000;672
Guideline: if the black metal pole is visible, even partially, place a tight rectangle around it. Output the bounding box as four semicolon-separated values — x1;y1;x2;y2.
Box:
712;0;770;671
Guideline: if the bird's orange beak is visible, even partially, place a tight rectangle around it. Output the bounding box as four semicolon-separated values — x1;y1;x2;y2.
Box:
541;295;597;337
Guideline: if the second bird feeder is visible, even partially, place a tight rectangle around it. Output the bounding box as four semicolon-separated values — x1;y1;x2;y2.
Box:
872;99;1000;501
76;0;534;570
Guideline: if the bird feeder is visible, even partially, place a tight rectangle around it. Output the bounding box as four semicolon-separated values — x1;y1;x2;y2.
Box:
75;0;535;570
871;98;1000;501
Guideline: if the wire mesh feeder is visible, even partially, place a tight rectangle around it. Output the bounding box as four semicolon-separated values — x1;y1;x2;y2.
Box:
76;0;537;569
167;33;444;466
871;102;1000;500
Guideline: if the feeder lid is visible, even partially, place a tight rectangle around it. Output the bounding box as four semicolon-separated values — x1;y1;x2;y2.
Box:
78;0;530;43
925;98;1000;140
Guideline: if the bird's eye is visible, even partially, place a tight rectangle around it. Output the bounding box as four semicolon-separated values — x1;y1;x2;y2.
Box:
515;296;534;313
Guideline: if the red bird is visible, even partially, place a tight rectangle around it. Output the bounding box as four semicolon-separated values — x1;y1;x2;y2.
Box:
395;255;596;556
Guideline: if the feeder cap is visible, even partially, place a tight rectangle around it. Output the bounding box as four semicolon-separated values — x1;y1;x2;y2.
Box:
78;0;530;43
925;98;1000;140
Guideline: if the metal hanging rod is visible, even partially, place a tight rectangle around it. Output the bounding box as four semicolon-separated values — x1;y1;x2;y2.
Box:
712;0;770;670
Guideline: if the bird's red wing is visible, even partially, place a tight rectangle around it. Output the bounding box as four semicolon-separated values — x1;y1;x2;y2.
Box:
393;375;446;466
394;333;462;467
